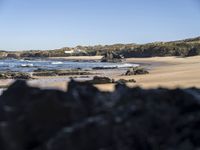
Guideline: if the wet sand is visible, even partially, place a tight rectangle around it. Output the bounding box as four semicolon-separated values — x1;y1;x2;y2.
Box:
0;56;200;92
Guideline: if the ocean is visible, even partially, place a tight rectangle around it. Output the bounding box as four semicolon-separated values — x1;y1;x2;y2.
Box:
0;58;139;72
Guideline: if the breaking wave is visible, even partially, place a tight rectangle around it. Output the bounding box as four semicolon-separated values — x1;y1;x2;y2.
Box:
102;63;139;69
21;64;34;67
51;62;63;65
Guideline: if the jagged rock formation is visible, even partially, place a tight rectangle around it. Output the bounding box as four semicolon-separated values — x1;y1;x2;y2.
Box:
116;78;136;84
6;53;20;59
32;69;93;77
0;80;200;150
0;72;32;79
87;76;115;84
101;51;124;62
124;67;149;76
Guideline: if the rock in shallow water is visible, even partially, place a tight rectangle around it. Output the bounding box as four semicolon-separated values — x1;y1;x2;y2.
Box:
0;80;200;150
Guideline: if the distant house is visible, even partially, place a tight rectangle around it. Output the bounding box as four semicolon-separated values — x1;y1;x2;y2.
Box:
64;50;75;54
64;49;86;55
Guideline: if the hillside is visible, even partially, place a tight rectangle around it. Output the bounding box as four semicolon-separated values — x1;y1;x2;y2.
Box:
1;37;200;58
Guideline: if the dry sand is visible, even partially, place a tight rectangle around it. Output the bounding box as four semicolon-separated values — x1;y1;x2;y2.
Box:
126;56;200;89
0;56;200;92
92;56;200;91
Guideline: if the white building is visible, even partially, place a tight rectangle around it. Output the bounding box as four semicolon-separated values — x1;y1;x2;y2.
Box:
64;50;75;54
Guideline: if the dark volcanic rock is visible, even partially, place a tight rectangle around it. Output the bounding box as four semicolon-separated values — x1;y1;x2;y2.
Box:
0;72;33;80
124;67;149;76
101;51;124;62
187;48;200;56
0;81;200;150
87;76;115;84
116;78;136;84
6;53;20;59
33;70;93;77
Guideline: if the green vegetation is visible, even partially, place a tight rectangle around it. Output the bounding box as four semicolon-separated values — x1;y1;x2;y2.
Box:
1;37;200;58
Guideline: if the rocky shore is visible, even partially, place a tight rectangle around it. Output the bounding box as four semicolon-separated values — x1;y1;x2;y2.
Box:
0;72;33;80
0;80;200;150
33;69;94;77
1;56;200;91
0;69;96;79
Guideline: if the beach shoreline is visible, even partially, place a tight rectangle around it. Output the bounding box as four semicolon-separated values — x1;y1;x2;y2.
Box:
0;56;200;92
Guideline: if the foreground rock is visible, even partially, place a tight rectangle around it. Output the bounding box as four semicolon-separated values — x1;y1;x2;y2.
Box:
0;72;32;79
124;67;149;75
87;76;115;84
0;81;200;150
116;78;136;84
33;69;93;77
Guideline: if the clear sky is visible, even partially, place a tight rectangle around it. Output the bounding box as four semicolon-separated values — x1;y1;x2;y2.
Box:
0;0;200;50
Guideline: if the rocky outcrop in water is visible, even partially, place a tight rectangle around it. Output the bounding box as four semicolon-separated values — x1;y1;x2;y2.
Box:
0;80;200;150
101;51;124;62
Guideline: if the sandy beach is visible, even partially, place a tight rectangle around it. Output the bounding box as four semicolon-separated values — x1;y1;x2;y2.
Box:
0;56;200;92
124;56;200;88
94;56;200;91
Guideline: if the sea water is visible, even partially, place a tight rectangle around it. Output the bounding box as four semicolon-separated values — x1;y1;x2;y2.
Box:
0;58;139;72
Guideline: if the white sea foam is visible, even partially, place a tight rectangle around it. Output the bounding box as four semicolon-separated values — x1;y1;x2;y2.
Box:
20;59;36;63
117;63;139;68
51;61;63;65
103;63;139;68
21;64;34;67
19;59;25;62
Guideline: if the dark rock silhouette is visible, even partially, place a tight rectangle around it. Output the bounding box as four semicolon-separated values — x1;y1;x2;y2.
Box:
6;53;19;59
32;69;93;77
0;72;32;79
116;78;136;84
0;80;200;150
124;67;149;76
87;76;115;84
101;51;124;62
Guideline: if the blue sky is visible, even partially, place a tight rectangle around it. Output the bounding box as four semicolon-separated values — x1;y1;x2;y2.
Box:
0;0;200;50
